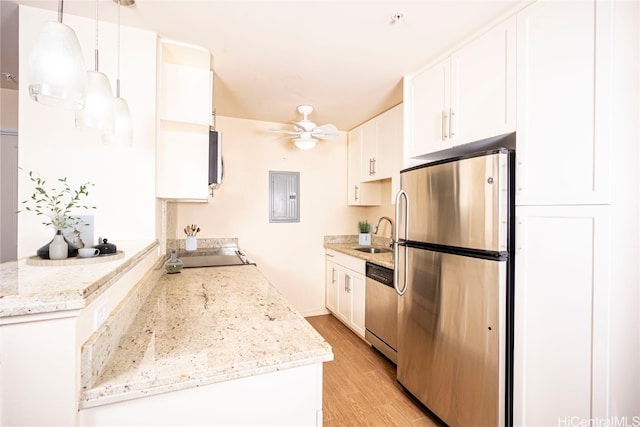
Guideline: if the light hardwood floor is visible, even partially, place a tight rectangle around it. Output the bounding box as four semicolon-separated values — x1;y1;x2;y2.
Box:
306;314;442;427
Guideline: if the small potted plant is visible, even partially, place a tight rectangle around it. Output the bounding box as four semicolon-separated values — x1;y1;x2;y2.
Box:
358;220;371;245
20;170;95;259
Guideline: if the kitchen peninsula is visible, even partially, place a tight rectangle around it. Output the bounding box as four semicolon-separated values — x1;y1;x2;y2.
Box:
0;241;333;426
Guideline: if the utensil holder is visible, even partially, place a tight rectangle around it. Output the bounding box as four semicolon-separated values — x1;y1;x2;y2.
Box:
185;236;197;251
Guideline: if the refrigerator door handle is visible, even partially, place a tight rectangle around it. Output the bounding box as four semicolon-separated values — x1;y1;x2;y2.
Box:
394;189;409;296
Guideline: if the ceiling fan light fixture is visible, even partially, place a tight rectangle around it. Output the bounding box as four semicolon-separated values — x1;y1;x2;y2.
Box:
294;138;317;150
269;104;337;150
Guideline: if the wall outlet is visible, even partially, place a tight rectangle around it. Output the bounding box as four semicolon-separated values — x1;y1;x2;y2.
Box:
94;301;109;329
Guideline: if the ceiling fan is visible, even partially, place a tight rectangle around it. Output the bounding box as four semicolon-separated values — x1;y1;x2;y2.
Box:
269;105;339;150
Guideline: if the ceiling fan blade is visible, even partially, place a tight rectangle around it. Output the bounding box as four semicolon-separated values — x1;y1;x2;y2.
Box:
292;122;307;132
312;123;339;140
268;128;301;136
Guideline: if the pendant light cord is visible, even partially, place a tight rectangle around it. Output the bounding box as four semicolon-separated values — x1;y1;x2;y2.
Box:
116;0;121;97
57;0;63;23
94;0;99;72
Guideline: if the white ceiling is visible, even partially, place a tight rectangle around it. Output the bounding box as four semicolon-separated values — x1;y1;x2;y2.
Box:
1;0;528;130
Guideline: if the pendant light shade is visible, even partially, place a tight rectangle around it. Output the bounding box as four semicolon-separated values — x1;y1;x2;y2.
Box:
108;96;133;145
76;0;115;132
75;70;115;131
28;16;87;109
108;0;133;146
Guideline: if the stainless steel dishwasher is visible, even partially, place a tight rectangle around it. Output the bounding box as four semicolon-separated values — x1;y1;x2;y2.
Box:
365;262;397;364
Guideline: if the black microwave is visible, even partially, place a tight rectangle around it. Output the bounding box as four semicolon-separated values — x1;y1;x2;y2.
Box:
208;130;223;185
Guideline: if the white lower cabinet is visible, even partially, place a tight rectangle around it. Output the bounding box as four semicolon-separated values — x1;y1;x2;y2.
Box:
514;205;610;426
325;250;366;337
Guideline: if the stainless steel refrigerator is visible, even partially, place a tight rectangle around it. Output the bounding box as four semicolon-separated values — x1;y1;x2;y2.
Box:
394;149;514;427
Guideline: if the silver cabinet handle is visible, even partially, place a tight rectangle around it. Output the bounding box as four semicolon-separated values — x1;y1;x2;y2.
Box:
331;267;336;283
394;189;409;296
371;158;376;175
354;185;359;201
345;275;350;292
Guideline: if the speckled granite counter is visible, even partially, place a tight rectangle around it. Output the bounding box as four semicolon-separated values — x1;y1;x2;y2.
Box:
0;240;159;318
324;235;394;269
80;265;333;408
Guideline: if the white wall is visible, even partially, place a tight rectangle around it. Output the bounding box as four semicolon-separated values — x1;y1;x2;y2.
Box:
175;116;391;315
17;6;157;258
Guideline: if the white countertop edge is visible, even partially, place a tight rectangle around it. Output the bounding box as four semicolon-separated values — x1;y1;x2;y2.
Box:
79;350;333;409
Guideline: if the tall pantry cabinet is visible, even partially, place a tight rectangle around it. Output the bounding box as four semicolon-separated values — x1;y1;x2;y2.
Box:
513;1;618;425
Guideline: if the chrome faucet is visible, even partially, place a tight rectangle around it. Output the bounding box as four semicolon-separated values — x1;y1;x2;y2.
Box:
373;216;394;247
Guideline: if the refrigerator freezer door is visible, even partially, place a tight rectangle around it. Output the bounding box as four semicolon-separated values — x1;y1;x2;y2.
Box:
397;245;506;427
401;151;509;252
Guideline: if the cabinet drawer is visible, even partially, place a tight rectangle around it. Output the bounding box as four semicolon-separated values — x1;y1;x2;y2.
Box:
326;249;365;275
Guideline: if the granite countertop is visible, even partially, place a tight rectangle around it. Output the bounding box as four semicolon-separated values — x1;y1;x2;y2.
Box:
0;240;158;318
80;265;333;408
324;235;394;270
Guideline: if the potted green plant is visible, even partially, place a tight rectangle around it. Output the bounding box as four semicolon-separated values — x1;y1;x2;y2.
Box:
358;220;371;245
20;170;95;259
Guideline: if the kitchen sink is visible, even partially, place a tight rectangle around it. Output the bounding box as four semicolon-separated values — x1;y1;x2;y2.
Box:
353;247;393;254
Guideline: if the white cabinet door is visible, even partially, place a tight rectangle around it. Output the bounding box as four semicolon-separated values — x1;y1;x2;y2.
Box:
324;251;367;338
451;17;516;146
156;39;212;201
348;272;366;337
388;104;404;204
515;0;612;206
348;128;381;206
160;64;211;125
335;267;350;325
405;58;450;157
514;205;610;426
156;125;209;200
325;259;339;313
376;105;401;181
360;120;379;182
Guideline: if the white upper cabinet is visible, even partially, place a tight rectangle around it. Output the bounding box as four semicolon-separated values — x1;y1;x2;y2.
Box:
156;39;212;201
348;127;381;206
360;120;379;182
376;104;402;181
405;58;450;157
358;105;402;183
515;0;612;206
160;63;211;125
405;17;516;159
347;104;402;206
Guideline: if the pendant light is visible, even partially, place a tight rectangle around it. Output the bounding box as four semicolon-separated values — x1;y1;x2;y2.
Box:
105;0;133;146
28;0;87;110
75;0;115;133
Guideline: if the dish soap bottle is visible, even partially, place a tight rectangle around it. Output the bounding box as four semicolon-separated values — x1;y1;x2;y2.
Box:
164;250;183;274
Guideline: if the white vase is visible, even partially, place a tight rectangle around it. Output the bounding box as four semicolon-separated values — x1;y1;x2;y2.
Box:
358;233;371;246
49;230;69;260
185;236;197;251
